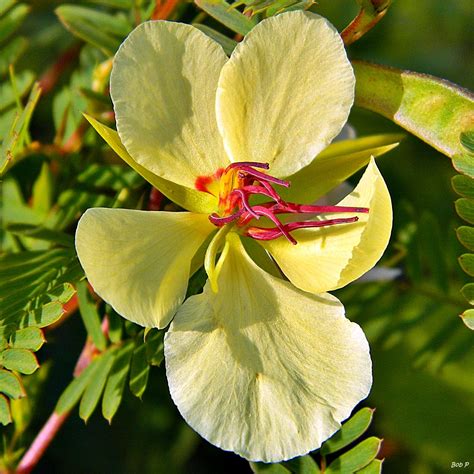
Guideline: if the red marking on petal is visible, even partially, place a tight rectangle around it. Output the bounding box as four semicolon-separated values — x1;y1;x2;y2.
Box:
195;168;224;194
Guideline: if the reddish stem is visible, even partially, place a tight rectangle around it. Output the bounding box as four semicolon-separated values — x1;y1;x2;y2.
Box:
16;319;109;473
151;0;180;20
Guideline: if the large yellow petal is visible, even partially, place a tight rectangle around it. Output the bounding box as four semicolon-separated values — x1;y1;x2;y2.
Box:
75;209;214;328
262;159;392;293
280;133;403;204
111;21;229;189
84;115;218;214
216;12;354;178
165;234;372;462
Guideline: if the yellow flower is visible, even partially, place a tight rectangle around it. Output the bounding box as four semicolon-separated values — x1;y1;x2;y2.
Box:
76;12;393;462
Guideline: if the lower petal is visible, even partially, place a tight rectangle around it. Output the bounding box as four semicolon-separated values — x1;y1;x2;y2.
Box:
75;209;214;328
165;234;371;462
262;159;392;294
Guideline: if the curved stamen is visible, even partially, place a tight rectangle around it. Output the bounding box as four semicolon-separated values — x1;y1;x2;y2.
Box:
238;167;290;188
226;161;270;170
231;189;260;220
209;209;244;226
251;205;297;245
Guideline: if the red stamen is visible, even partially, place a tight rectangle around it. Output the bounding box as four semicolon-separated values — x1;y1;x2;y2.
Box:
238;167;290;188
209;209;244;226
227;161;270;170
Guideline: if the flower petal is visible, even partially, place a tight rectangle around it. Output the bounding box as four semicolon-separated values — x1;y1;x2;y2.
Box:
216;11;354;178
262;159;392;293
165;233;372;462
111;21;229;188
75;209;214;328
84;115;218;214
280;133;403;204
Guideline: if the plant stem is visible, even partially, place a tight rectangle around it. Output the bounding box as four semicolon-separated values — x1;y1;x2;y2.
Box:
15;318;109;473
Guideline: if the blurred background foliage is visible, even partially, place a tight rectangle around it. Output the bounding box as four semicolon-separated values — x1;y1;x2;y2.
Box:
0;0;473;473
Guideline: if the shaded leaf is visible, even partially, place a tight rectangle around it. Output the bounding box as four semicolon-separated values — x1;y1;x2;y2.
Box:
0;36;27;77
457;226;474;251
453;154;474;179
282;455;320;473
129;343;150;399
325;437;382;474
1;348;39;374
79;348;116;422
145;329;164;366
77;280;106;351
0;69;34;111
56;357;101;414
0;393;12;425
250;462;290;473
193;24;237;56
353;60;474;158
460;283;474;305
356;459;383;474
0;3;30;44
106;308;123;344
452;175;474;199
77;163;143;191
460;131;474;153
321;407;374;455
102;340;134;422
194;0;257;36
458;254;474;276
10;327;45;351
6;223;74;247
0;369;25;399
455;198;474;224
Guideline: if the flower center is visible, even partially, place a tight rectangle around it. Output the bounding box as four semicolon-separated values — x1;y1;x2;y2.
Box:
196;162;369;245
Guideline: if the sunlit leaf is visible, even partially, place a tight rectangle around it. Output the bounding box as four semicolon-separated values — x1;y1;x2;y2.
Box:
458;254;474;276
356;459;383;474
353;60;474;158
457;226;474;251
321;407;374;455
452;175;474;199
0;394;12;425
0;348;39;374
325;437;382;474
0;369;25;399
79;349;116;422
460;309;474;330
77;280;106;351
455;198;474;224
102;340;134;422
10;327;45;351
453;154;474;179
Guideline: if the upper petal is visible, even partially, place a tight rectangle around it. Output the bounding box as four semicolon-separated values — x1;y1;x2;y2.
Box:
75;209;214;328
165;234;372;462
216;11;354;178
262;159;392;293
111;21;229;189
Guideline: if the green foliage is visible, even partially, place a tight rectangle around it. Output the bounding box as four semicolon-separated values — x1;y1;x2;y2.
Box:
250;408;381;473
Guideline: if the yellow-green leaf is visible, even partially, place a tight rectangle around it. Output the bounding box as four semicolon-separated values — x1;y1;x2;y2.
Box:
1;348;39;374
353;60;474;158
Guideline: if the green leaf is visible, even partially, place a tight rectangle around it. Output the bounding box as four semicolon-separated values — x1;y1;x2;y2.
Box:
84;114;217;213
56;357;100;414
457;226;474;251
0;82;41;176
282;455;320;474
250;462;291;473
194;0;257;36
79;349;116;422
0;3;30;44
145;329;164;366
460;283;474;305
0;0;16;16
77;163;143;191
6;223;74;247
193;24;237;56
77;280;106;351
87;0;133;7
0;369;25;399
55;5;129;56
106;309;123;344
0;349;39;374
455;198;474;224
460;308;474;330
321;407;374;455
0;36;27;77
0;69;34;112
452;175;474;199
353;60;474;158
356;459;383;474
102;340;134;423
281;134;402;204
453;154;474;179
129;343;150;399
458;254;474;276
325;437;382;474
18;301;64;329
10;327;45;351
0;394;12;425
460;131;474;153
32;161;53;214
